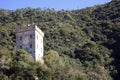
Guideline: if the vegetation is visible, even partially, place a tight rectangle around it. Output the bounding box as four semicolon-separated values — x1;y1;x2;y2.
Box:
0;0;120;79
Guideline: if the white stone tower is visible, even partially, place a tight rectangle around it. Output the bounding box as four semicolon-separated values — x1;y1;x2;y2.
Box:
16;24;44;63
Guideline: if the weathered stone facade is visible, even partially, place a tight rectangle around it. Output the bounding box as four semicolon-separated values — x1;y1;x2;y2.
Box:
16;24;44;63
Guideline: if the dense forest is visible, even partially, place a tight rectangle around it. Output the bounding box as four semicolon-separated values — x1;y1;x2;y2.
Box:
0;0;120;80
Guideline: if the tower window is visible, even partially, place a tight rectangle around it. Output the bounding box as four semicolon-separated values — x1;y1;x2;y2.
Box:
20;36;22;40
30;35;32;38
20;45;22;49
41;39;42;43
41;48;42;53
37;35;38;40
30;44;32;48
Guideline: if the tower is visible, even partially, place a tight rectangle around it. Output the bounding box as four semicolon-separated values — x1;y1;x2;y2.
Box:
16;24;44;63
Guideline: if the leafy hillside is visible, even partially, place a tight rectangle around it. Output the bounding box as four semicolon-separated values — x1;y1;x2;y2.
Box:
0;0;120;79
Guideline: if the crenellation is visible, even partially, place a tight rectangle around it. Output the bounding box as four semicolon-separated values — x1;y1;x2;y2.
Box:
16;25;35;32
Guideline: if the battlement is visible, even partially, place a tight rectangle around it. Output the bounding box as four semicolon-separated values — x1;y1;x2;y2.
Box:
16;24;44;37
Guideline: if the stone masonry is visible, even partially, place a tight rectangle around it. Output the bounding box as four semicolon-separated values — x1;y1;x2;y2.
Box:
16;24;44;64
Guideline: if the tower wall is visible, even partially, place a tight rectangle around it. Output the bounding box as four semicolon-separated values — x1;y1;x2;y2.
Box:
16;25;44;63
35;25;44;63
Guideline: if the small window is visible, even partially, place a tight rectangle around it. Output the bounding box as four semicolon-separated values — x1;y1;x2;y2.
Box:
20;36;22;40
30;35;32;38
41;48;42;52
41;39;42;43
20;45;22;49
30;44;32;48
37;35;38;40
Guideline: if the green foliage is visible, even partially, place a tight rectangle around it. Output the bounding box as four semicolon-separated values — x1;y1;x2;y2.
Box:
0;0;120;79
0;72;10;80
16;49;34;63
44;50;59;67
43;50;88;80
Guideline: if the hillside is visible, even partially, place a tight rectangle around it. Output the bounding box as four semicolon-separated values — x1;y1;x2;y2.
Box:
0;0;120;79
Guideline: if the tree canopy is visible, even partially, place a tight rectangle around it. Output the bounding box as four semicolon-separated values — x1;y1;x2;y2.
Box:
0;0;120;79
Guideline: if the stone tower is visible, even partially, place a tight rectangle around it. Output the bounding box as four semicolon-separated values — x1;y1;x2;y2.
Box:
16;24;44;63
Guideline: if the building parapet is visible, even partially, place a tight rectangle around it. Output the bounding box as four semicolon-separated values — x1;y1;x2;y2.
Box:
16;24;44;37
